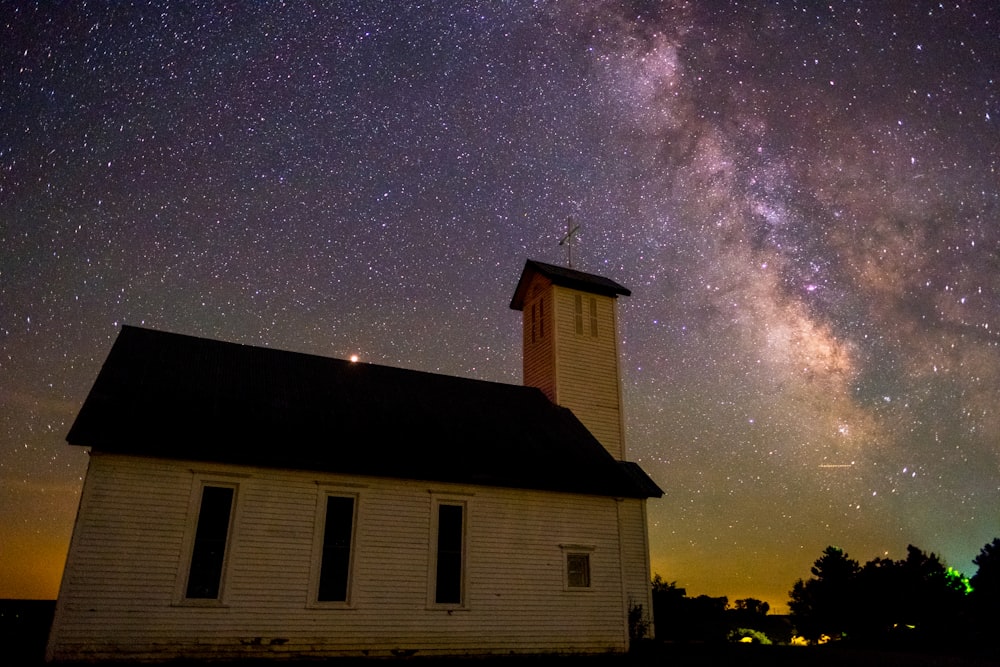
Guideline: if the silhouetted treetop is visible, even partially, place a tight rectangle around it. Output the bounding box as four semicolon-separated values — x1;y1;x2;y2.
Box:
971;537;1000;597
788;542;977;647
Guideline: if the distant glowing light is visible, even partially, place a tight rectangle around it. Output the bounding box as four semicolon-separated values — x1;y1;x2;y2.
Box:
349;354;359;363
946;567;973;595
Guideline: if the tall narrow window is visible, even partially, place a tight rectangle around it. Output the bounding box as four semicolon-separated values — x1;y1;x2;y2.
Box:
318;495;356;602
574;294;584;334
435;503;464;604
186;485;235;599
589;297;599;337
531;303;537;343
308;490;360;607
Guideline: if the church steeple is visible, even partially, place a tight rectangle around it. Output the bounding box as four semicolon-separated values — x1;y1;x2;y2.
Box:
510;260;631;460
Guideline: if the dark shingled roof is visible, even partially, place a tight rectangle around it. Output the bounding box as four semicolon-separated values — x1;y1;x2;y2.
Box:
510;259;631;311
68;326;662;499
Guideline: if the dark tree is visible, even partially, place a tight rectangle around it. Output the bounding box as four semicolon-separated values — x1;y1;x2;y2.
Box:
649;575;729;643
792;544;971;647
728;597;780;644
649;575;687;641
733;598;770;616
853;556;905;643
970;537;1000;601
685;594;730;643
890;545;968;645
788;546;860;641
970;538;1000;639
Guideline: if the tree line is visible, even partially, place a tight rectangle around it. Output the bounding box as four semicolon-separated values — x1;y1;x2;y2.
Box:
789;538;998;647
649;537;1000;649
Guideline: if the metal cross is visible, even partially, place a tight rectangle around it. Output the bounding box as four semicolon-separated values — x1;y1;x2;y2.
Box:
558;216;580;268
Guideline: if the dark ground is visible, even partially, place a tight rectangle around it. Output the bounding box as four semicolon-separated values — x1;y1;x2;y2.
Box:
2;599;55;666
4;600;997;667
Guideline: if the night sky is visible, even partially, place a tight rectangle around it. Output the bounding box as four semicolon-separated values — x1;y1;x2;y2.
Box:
2;1;998;611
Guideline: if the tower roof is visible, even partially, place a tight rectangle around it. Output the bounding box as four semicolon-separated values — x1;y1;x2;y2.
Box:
509;259;631;311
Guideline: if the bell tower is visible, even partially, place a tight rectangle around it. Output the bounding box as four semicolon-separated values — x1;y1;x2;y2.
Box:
510;259;631;460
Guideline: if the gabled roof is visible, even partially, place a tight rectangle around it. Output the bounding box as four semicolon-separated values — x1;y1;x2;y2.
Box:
68;326;662;499
510;259;631;311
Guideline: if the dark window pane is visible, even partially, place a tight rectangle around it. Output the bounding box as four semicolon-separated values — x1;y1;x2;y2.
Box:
435;504;463;604
567;553;590;588
318;496;355;602
186;486;234;599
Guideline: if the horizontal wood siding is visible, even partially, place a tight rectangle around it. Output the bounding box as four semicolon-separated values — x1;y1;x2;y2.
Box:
552;286;624;459
521;275;556;403
618;499;654;639
49;453;639;661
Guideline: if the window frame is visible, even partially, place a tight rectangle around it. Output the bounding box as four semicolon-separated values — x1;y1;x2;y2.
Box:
175;477;240;606
428;496;469;609
560;544;595;591
309;490;359;608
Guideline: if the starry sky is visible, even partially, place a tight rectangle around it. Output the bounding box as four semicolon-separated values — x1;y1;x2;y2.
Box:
2;1;998;612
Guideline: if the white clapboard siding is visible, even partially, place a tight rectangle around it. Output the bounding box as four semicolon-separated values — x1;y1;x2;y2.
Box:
551;285;625;459
618;498;655;636
48;452;651;661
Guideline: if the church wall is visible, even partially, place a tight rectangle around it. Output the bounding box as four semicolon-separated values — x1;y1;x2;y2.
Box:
617;498;655;638
48;452;634;662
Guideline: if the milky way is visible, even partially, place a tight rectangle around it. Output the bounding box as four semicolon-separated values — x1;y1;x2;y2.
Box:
2;1;998;609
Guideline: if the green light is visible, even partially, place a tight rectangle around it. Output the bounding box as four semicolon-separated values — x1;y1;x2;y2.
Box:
945;566;972;595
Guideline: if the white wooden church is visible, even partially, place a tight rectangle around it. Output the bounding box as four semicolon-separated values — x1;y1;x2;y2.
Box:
47;260;662;662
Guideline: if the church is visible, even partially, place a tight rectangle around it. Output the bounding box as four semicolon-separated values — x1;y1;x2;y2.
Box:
46;259;662;662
